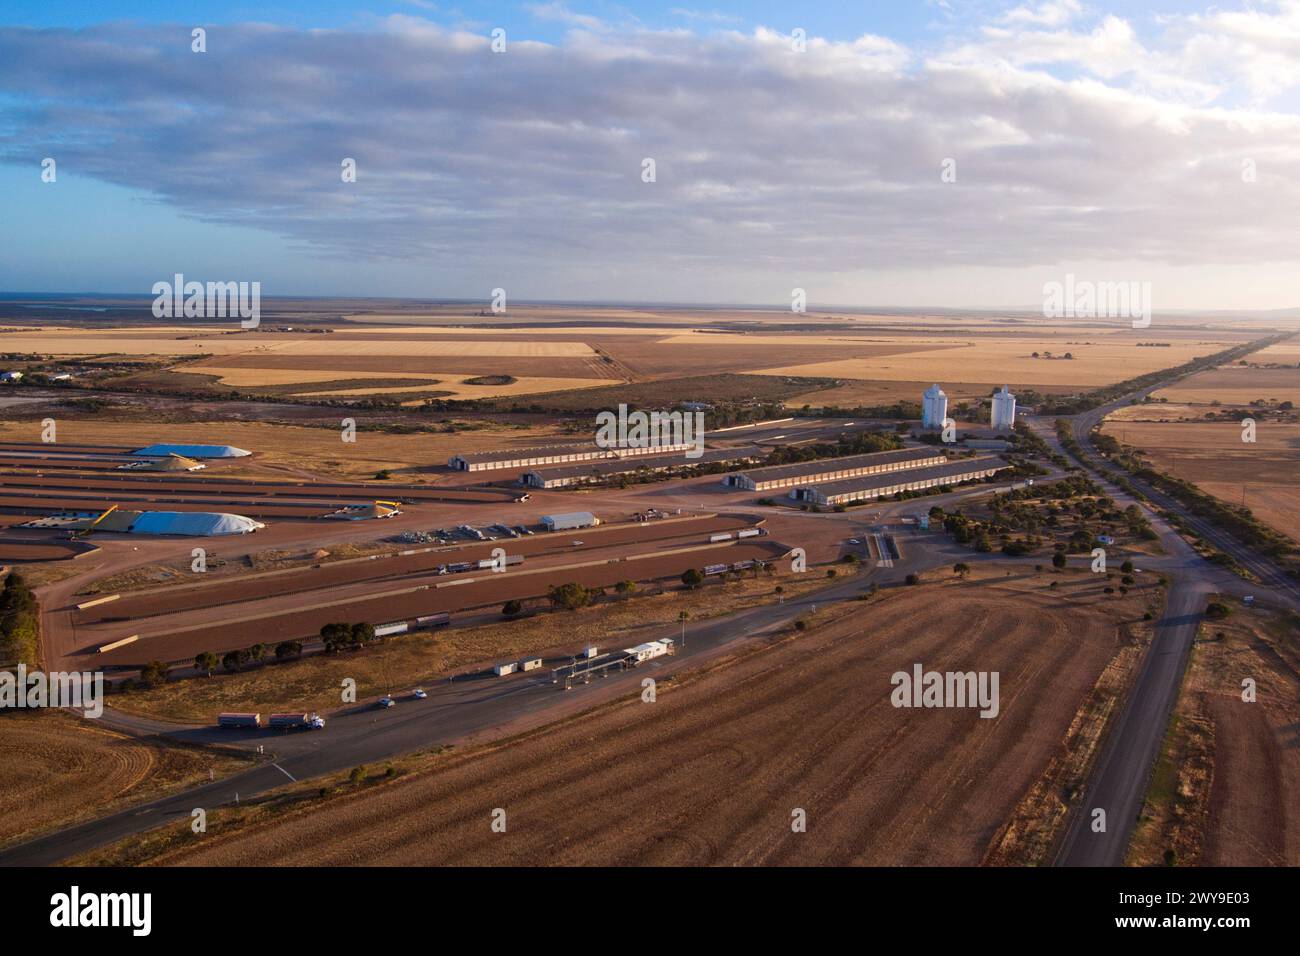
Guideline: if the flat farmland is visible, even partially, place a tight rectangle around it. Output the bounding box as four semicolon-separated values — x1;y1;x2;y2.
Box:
1152;365;1300;406
0;710;245;849
1099;420;1300;542
747;337;1237;389
141;577;1142;866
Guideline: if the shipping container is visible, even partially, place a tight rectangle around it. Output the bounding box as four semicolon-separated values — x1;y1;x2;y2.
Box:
704;563;728;576
709;532;733;543
415;612;451;629
374;621;409;637
520;657;543;672
736;528;761;539
493;662;518;676
582;646;599;658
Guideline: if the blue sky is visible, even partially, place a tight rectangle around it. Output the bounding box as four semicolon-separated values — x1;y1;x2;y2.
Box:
2;1;1299;309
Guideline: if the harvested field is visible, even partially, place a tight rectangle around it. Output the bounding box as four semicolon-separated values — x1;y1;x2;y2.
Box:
750;338;1232;389
0;330;595;358
297;376;621;400
1152;365;1300;406
139;575;1144;866
1098;420;1300;543
0;709;246;849
180;353;607;378
1129;607;1300;866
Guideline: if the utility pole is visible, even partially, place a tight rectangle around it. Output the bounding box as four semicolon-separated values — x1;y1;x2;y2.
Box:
678;610;688;649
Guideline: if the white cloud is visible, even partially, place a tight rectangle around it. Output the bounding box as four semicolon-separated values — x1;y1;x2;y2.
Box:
0;6;1297;303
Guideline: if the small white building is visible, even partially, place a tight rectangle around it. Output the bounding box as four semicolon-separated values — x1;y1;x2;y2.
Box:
991;385;1017;430
921;384;948;429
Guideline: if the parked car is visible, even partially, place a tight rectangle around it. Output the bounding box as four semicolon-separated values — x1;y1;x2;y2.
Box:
412;689;427;700
377;697;395;709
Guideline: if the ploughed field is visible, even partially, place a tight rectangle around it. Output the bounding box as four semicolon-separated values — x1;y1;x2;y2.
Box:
154;580;1134;866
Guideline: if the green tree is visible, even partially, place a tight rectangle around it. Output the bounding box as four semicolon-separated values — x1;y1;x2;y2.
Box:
681;568;705;590
0;572;40;665
320;622;350;653
548;582;593;610
953;562;970;579
139;660;169;688
194;651;219;675
502;599;523;617
1052;551;1067;569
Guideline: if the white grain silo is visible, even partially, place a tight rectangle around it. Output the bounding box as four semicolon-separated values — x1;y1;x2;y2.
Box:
921;384;948;429
991;385;1017;430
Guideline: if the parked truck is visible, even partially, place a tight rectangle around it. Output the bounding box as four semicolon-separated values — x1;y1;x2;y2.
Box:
268;712;326;730
217;712;261;729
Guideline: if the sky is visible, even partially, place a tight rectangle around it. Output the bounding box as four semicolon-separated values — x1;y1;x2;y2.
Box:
1;1;1299;310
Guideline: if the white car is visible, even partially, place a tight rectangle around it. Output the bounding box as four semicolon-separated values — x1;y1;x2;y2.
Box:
377;697;395;709
848;538;862;545
572;540;584;546
412;689;427;700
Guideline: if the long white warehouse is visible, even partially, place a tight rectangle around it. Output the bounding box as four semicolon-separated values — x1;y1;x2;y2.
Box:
791;457;1010;506
450;441;697;472
723;446;946;492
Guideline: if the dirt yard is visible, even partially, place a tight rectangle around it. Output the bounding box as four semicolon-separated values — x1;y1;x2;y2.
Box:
125;573;1149;866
